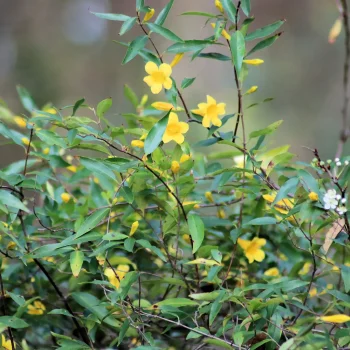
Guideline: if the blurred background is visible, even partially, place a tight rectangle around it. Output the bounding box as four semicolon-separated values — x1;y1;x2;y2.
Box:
0;0;348;165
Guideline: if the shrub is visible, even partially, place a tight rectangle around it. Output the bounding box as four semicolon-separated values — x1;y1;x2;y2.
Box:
0;1;349;349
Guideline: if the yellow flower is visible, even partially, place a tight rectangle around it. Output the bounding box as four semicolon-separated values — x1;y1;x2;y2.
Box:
309;288;318;298
245;86;258;95
14;116;27;128
130;221;139;236
66;165;77;173
43;107;57;114
131;140;144;148
170;53;184;68
21;137;30;146
96;255;105;265
27;300;46;315
180;154;191;163
210;23;231;40
104;264;130;289
299;262;312;275
243;59;264;65
205;191;214;203
143;62;172;94
192;95;226;128
43;147;50;155
93;177;99;184
319;314;350;324
238;237;266;264
143;8;155;22
61;192;71;203
329;18;342;44
1;334;14;350
263;193;294;215
151;101;182;112
215;0;224;13
162;112;189;144
217;208;226;219
264;267;280;277
171;161;180;174
308;192;319;201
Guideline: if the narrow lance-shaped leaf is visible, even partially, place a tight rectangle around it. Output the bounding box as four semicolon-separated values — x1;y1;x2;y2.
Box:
155;0;174;25
122;35;149;64
246;20;285;41
144;110;170;155
181;11;217;18
230;31;245;78
119;17;137;36
221;0;237;23
241;0;251;17
97;98;112;119
167;40;212;53
246;32;283;57
16;85;37;113
188;213;204;253
91;12;131;22
70;250;84;277
147;23;183;42
75;208;110;239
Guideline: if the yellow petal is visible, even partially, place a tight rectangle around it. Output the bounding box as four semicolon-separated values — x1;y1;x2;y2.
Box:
169;112;179;123
159;63;172;77
173;133;185;144
162;132;172;144
237;238;250;250
202;116;211;128
163;77;173;90
143;75;154;86
179;122;189;133
145;61;158;74
253;249;265;262
151;84;163;94
171;161;180;174
216;103;226;115
207;95;216;105
212;118;222;127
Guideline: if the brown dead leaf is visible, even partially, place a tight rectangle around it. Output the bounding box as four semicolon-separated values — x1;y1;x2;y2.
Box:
322;219;345;254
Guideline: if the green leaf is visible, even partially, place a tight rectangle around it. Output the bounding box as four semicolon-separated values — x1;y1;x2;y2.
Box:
209;291;225;326
119;17;137;35
137;239;167;261
188;213;204;254
124;85;139;107
246;20;285;41
102;232;128;241
0;316;29;329
230;31;245;77
147;23;183;42
91;12;131;21
167;40;213;53
119;186;134;204
249;120;283;138
118;319;130;345
198;52;231;61
153;298;198;308
72;98;85;116
0;190;30;213
241;0;251;16
155;0;174;25
97;98;112;119
16;85;37;112
48;309;73;317
246;33;282;57
221;0;237;23
186;327;209;340
75;208;110;238
273;177;299;205
136;0;144;11
181;11;217;18
122;35;149;64
181;77;195;89
70;250;84;277
37;130;67;149
144;110;170;155
189;291;220;301
244;217;276;226
80;157;116;181
341;265;350;293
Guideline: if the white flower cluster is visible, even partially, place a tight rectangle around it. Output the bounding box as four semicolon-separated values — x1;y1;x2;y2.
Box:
323;189;347;215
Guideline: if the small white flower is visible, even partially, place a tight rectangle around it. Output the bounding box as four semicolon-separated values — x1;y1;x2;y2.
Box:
335;158;340;162
327;159;332;164
341;198;347;204
323;189;340;211
336;194;342;200
337;206;347;215
336;161;342;166
345;160;349;166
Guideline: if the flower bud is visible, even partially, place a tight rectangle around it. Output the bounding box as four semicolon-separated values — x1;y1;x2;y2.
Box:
131;140;145;148
14;116;27;128
245;86;258;95
180;154;191;163
308;192;319;201
210;23;231;40
170;53;184;68
171;160;180;174
205;191;214;203
243;59;264;65
22;137;30;146
61;192;71;203
215;0;224;13
329;18;342;44
130;221;139;236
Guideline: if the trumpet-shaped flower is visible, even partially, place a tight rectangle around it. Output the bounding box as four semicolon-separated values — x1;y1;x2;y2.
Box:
61;192;71;203
162;112;189;144
243;59;264;65
319;314;350;324
1;334;14;350
264;267;280;277
130;221;139;236
170;53;184;67
238;237;266;264
105;264;130;289
143;62;172;94
192;95;226;128
27;300;46;315
14;116;27;128
171;160;180;174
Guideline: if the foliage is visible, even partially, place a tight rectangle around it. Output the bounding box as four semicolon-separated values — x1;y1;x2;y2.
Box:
0;1;349;349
